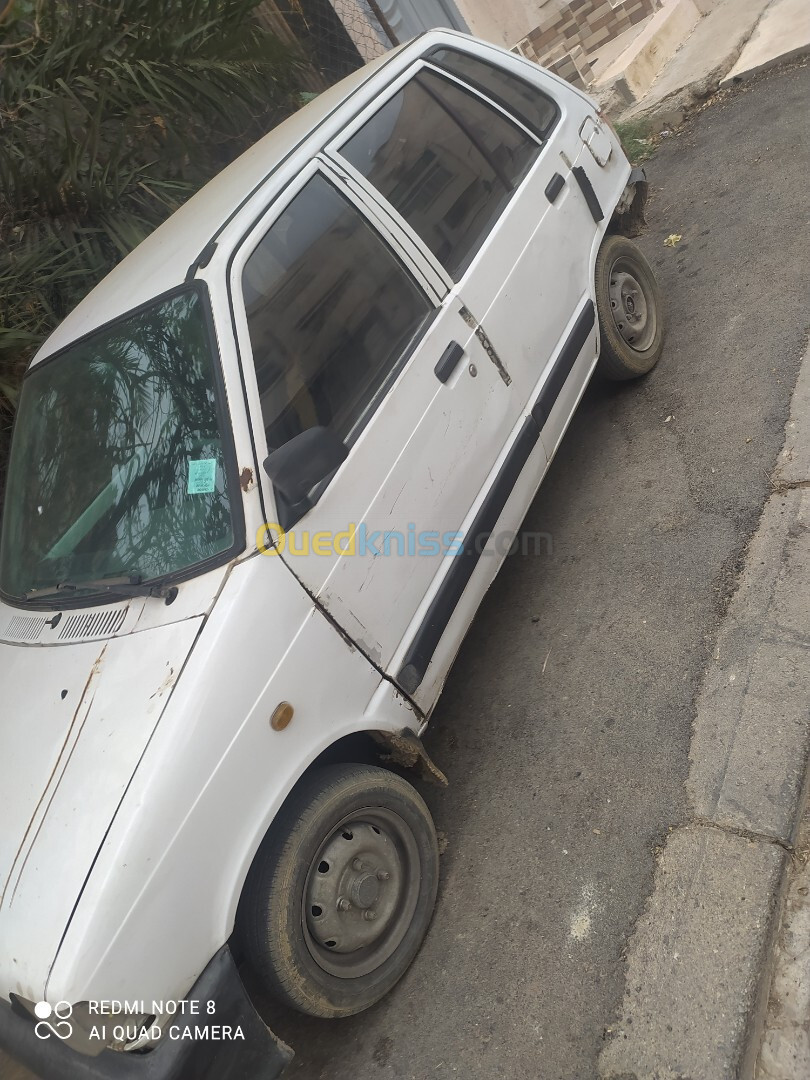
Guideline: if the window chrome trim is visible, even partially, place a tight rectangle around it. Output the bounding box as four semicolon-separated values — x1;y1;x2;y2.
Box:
422;45;560;142
325;58;553;289
226;163;444;536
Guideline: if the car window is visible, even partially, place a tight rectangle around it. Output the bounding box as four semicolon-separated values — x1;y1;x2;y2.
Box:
242;173;432;458
339;69;539;280
426;47;558;140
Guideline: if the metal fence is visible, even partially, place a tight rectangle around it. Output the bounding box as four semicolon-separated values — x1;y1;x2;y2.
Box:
257;0;396;90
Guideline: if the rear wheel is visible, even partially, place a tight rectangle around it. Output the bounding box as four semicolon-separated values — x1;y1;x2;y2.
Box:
595;234;664;380
238;763;439;1018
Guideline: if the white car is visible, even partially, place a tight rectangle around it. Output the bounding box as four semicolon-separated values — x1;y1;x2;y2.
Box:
0;29;662;1080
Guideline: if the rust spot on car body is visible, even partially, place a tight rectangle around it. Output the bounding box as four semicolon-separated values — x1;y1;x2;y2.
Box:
370;730;448;786
459;307;511;386
149;664;177;701
239;467;254;492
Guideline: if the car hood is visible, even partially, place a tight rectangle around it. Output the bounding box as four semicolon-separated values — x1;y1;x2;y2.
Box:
0;617;202;1001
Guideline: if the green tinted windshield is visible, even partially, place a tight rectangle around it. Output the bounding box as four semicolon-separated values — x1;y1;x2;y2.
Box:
0;288;236;602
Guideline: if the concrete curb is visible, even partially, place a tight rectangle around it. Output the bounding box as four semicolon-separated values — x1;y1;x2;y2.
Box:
595;0;702;108
688;483;810;848
720;0;810;88
600;825;786;1080
757;804;810;1077
600;339;810;1080
614;0;774;129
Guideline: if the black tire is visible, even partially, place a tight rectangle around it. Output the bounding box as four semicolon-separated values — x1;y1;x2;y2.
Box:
238;763;439;1018
595;233;664;380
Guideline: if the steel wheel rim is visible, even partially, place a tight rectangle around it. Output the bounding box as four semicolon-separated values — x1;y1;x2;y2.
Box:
302;806;421;978
608;255;657;353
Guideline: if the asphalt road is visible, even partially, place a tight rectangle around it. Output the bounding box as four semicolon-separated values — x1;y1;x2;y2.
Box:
2;60;809;1080
257;61;810;1080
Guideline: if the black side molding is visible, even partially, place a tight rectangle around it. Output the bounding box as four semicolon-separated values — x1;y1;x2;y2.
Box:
545;172;565;203
532;300;595;429
434;341;465;383
397;417;541;695
396;300;597;696
572;165;604;223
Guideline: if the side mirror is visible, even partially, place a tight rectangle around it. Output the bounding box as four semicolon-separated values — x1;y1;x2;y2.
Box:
263;426;348;518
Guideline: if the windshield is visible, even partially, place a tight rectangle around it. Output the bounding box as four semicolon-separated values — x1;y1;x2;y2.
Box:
0;288;236;603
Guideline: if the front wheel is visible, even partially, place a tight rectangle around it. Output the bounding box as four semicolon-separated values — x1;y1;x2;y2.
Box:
595;234;664;380
238;763;439;1018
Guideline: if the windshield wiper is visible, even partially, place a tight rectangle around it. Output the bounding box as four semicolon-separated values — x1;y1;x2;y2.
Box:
23;574;178;602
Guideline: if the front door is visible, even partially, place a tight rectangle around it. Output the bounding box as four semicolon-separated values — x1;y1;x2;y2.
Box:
232;164;521;705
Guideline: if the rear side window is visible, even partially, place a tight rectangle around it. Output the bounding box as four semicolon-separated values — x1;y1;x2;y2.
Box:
340;70;539;280
242;174;432;454
427;48;558;141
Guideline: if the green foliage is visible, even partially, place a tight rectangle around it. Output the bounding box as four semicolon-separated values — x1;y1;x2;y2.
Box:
0;0;302;490
614;118;657;166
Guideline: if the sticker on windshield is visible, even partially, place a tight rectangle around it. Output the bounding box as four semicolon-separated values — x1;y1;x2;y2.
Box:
187;458;217;495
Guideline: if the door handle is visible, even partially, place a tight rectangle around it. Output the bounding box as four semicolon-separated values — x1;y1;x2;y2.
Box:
434;341;465;383
545;172;565;203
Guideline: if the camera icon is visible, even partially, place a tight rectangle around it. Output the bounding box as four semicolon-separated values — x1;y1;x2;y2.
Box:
34;1001;73;1040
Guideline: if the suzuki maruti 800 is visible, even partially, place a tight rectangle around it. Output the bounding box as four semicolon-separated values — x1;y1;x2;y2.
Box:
0;30;662;1079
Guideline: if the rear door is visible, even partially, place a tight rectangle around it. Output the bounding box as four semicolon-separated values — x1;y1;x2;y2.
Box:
333;43;604;462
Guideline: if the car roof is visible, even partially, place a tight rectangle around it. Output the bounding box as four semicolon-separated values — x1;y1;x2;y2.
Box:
33;30;466;363
33;29;582;365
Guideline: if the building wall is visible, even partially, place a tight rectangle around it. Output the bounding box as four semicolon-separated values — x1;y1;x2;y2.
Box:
514;0;660;65
454;0;660;88
450;0;560;51
261;0;661;94
374;0;469;43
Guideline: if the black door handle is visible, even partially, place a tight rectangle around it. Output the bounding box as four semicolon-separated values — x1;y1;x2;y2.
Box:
545;172;565;203
434;341;465;383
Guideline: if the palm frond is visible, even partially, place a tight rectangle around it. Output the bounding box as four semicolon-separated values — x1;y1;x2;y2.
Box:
0;0;303;409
